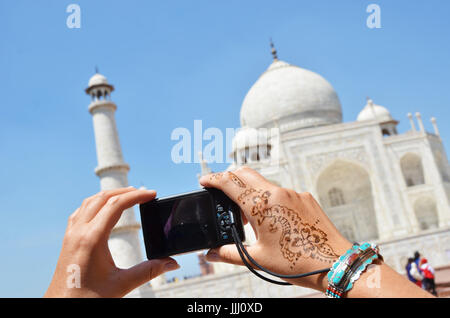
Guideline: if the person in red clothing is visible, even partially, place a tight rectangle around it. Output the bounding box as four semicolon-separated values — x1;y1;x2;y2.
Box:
420;258;437;296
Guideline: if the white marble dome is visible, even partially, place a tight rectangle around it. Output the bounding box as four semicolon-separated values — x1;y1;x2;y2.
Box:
357;99;393;123
88;73;108;87
240;59;342;131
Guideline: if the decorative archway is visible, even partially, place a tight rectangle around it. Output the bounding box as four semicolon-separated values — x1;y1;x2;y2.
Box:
400;153;425;187
316;160;379;242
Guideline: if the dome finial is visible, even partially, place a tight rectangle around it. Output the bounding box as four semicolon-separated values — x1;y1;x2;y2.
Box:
367;96;377;118
95;65;99;74
270;38;278;61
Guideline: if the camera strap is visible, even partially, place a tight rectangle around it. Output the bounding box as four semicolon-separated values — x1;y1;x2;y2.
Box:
228;222;330;286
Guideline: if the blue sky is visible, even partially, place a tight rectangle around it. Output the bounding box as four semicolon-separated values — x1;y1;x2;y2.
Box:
1;0;449;297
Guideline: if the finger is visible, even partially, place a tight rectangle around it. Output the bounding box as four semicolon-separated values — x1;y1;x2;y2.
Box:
120;258;179;292
199;167;271;200
92;189;157;234
199;168;271;229
66;208;81;229
77;187;138;223
200;171;251;228
205;244;259;267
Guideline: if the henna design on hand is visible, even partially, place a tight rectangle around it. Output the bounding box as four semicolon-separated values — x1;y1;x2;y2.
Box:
227;171;246;188
243;189;338;269
209;172;224;180
237;188;260;204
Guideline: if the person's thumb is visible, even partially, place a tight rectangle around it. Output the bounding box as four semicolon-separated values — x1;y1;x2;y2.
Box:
206;244;258;267
121;258;179;290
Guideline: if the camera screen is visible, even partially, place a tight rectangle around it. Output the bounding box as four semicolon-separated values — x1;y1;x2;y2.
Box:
140;191;218;258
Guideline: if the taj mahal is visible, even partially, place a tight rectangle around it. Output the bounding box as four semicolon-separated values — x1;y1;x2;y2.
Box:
84;44;450;298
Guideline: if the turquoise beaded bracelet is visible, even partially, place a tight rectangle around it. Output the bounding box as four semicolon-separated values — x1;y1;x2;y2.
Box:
326;242;382;298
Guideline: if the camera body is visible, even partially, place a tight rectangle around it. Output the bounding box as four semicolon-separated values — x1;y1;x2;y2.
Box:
139;188;245;259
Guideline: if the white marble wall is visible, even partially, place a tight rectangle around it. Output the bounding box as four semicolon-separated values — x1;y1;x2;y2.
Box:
154;266;321;298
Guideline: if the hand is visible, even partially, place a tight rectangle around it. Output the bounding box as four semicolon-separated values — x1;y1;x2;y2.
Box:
44;187;180;298
200;167;352;291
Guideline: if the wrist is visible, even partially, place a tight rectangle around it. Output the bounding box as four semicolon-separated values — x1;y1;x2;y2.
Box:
288;237;352;291
325;242;384;298
316;238;353;292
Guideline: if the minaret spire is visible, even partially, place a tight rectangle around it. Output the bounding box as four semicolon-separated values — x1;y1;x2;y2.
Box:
85;72;154;298
415;112;425;133
270;38;278;61
407;113;417;131
431;117;440;137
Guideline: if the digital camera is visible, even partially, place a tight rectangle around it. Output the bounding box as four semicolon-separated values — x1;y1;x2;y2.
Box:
139;188;245;259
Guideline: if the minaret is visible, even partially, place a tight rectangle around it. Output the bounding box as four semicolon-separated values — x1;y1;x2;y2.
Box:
407;113;417;131
85;72;154;297
415;112;425;132
431;117;440;137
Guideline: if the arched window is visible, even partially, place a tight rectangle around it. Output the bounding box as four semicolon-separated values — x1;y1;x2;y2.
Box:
317;160;379;242
328;187;345;207
400;153;425;187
